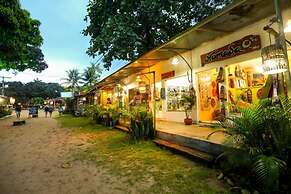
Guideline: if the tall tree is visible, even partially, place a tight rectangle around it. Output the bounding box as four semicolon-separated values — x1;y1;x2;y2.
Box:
82;63;102;87
63;69;82;93
0;0;48;72
83;0;232;70
5;80;64;103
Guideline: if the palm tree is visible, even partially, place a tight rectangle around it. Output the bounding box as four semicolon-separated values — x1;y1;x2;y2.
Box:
82;63;102;87
63;69;82;93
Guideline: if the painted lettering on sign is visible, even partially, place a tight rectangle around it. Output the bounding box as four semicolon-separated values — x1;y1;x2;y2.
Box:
161;71;175;80
200;35;261;66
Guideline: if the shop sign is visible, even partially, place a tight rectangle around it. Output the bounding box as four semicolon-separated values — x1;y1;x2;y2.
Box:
200;35;261;66
161;71;175;80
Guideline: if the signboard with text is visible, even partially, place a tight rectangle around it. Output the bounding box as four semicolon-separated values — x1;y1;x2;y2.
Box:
161;71;175;80
61;92;73;98
200;35;261;66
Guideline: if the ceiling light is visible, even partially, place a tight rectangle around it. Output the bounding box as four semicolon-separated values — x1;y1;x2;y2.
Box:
136;75;142;82
171;57;179;65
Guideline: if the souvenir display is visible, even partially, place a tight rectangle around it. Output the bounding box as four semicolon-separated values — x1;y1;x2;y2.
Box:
211;98;216;108
257;88;263;99
198;69;220;121
211;81;218;98
216;67;224;82
167;86;189;111
252;73;266;86
219;84;227;100
246;89;252;103
226;63;267;114
228;74;235;88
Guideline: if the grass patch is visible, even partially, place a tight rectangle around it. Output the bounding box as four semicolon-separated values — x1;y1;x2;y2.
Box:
57;115;229;194
57;114;106;133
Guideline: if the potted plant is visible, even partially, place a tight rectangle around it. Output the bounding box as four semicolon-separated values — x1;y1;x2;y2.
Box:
181;89;196;125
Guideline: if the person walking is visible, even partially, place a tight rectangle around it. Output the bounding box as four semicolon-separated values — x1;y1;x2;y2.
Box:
58;106;64;116
44;105;49;118
15;103;22;119
48;106;53;118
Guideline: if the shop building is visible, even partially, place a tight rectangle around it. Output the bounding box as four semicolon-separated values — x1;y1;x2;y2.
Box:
95;0;291;125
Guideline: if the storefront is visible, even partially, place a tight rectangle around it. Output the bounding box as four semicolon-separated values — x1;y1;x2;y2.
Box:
94;0;291;125
196;59;270;122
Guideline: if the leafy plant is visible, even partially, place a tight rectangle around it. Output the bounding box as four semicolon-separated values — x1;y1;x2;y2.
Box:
0;0;48;72
63;69;83;93
107;105;121;126
212;97;291;193
82;63;102;87
84;104;103;123
129;105;155;141
30;97;44;106
181;88;196;118
0;106;12;118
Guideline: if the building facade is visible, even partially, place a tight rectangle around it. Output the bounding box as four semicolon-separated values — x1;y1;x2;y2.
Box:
95;0;291;124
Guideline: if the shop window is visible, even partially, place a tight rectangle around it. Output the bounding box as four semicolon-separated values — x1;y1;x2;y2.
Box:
227;63;267;113
166;76;190;112
198;68;224;122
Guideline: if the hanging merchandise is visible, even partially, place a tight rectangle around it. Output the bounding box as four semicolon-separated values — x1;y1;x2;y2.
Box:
219;84;227;100
228;74;235;88
211;81;218;98
216;67;224;82
246;89;253;103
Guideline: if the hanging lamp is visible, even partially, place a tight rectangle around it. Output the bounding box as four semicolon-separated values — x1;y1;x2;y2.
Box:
261;43;288;75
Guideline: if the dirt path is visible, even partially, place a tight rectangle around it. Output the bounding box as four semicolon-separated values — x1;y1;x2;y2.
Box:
0;111;125;194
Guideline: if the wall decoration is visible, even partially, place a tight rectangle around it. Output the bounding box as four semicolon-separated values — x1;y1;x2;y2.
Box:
167;86;188;111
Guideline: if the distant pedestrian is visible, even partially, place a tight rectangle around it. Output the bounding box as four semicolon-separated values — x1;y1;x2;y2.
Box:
48;106;53;118
15;103;22;119
44;105;49;118
58;106;64;116
28;106;33;118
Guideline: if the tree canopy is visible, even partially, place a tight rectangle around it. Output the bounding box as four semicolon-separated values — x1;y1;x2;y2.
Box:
63;69;83;93
0;0;48;72
83;0;232;70
5;80;64;103
82;63;102;87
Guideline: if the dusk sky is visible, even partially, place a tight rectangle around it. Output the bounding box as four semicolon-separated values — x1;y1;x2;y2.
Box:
0;0;126;83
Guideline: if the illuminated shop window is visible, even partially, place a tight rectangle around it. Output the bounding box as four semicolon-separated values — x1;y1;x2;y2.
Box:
166;76;190;112
227;62;267;113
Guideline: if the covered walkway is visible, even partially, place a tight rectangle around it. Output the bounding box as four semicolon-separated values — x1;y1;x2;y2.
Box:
156;120;226;144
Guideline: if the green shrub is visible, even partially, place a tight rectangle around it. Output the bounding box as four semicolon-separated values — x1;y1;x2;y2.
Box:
214;97;291;193
129;105;155;141
84;104;121;127
0;106;12;118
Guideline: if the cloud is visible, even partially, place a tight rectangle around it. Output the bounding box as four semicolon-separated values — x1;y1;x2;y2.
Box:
0;58;82;84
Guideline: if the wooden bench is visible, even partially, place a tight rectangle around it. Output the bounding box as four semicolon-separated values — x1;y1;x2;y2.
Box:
13;120;26;126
